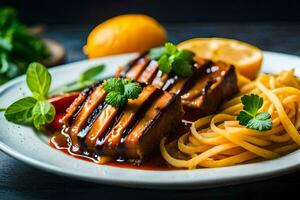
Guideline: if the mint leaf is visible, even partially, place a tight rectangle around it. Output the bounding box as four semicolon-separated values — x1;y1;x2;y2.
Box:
246;112;272;131
32;101;55;129
26;62;51;100
79;64;105;82
105;91;127;107
237;94;272;131
124;82;142;99
4;62;57;129
4;97;37;125
148;46;165;60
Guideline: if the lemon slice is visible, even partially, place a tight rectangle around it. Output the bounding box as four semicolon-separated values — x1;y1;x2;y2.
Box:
178;38;263;79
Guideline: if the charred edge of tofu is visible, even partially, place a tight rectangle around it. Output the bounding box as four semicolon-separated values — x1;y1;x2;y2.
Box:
95;87;162;157
116;53;212;95
117;54;239;118
116;52;150;78
122;93;183;161
61;80;102;126
62;83;183;161
62;83;107;153
182;62;239;117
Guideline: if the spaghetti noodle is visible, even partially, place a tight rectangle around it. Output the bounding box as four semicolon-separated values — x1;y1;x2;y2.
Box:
161;69;300;169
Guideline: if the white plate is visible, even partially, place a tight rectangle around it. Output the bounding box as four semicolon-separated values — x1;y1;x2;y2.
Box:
0;51;300;189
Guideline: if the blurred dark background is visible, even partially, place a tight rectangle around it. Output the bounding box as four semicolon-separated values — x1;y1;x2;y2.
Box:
1;0;300;24
1;0;300;62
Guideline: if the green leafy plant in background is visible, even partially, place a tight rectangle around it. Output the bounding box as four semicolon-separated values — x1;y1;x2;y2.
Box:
0;7;49;85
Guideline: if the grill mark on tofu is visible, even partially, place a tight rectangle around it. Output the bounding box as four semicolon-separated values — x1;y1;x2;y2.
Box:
61;54;238;160
77;101;107;149
62;82;100;125
182;62;239;117
151;70;169;89
118;90;163;145
84;105;121;152
97;85;158;156
119;55;211;96
125;57;150;80
181;63;227;101
123;92;173;158
137;60;159;84
168;79;186;95
68;85;106;151
120;53;148;77
62;93;87;125
116;55;238;120
62;79;184;161
161;74;178;91
168;61;211;95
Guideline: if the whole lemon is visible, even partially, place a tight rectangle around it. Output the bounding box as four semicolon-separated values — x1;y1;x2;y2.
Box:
84;14;167;58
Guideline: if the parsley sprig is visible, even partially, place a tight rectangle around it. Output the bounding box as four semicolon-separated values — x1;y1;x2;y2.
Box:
237;94;272;131
148;42;194;77
102;78;142;107
4;62;55;129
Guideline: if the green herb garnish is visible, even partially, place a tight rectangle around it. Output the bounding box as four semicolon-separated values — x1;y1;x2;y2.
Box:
79;64;105;83
4;62;55;129
102;78;142;107
237;94;272;131
32;100;55;129
0;8;49;85
50;64;105;95
149;42;194;77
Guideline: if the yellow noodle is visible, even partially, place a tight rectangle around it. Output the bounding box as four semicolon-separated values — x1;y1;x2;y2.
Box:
161;69;300;169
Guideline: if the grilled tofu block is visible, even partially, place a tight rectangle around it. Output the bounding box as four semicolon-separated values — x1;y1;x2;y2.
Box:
181;61;238;117
116;54;239;118
62;84;183;161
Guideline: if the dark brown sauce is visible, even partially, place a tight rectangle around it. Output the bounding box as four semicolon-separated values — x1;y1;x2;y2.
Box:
50;133;174;170
49;120;191;171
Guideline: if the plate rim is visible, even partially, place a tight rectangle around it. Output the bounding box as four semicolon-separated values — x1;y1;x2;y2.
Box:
1;51;300;189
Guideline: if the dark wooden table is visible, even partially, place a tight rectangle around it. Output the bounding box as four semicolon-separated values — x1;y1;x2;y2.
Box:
1;23;300;200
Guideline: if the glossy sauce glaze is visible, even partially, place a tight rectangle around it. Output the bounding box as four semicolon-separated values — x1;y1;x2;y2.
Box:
46;54;233;170
49;119;190;170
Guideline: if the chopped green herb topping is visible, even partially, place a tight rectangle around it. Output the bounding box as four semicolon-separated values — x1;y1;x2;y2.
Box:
102;78;142;107
237;94;272;131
